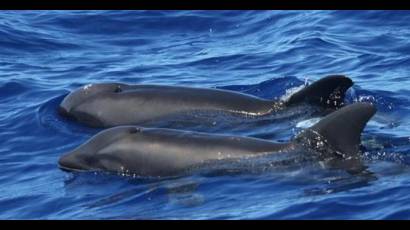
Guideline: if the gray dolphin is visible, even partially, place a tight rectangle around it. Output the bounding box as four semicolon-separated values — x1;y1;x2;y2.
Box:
59;103;376;177
59;75;353;128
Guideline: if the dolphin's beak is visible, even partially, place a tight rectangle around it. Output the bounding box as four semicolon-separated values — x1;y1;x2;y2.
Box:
58;105;78;121
58;153;88;172
58;93;78;120
58;106;70;117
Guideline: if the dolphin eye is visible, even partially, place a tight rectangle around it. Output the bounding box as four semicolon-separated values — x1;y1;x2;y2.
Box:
114;86;122;93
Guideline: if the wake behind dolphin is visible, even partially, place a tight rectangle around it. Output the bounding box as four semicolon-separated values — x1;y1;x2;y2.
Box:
59;103;376;177
58;75;353;128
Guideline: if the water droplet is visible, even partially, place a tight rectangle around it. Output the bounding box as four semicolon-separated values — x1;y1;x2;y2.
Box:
83;84;92;91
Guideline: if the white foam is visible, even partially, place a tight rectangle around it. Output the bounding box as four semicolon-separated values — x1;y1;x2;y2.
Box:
296;117;321;129
83;84;93;90
280;81;308;102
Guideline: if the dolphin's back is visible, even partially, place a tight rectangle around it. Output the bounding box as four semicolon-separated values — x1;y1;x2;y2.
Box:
85;127;290;177
122;85;275;114
72;85;274;127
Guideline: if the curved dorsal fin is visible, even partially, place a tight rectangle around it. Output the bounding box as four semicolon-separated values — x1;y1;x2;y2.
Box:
296;102;376;157
286;75;353;108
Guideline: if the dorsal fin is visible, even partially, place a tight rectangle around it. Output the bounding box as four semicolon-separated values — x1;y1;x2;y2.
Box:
295;102;376;157
285;75;353;108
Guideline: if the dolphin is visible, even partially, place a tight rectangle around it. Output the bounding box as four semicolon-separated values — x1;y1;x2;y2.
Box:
58;75;353;128
58;102;376;177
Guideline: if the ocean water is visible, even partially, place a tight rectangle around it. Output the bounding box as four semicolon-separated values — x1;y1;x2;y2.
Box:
1;10;410;220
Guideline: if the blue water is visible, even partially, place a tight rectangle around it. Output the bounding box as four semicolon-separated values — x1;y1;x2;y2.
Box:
1;10;410;220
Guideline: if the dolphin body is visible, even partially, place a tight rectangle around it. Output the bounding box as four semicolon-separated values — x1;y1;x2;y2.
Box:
59;103;376;177
58;75;353;128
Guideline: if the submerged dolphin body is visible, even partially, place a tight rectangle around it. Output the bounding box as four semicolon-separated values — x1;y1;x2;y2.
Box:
59;103;376;177
58;75;353;128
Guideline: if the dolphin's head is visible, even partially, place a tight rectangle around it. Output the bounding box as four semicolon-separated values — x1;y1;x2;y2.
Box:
58;83;127;119
58;126;141;172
